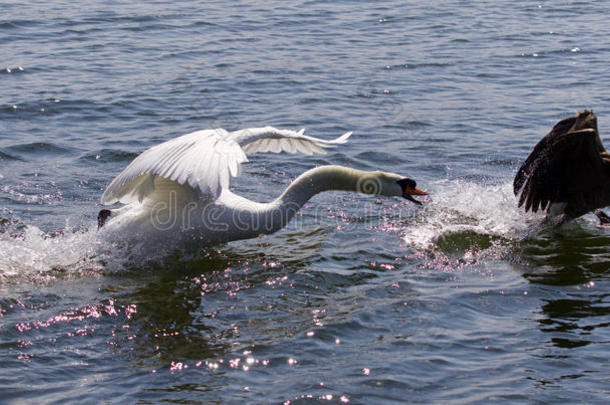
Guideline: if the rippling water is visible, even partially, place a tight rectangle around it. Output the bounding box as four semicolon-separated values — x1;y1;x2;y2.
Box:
2;1;609;403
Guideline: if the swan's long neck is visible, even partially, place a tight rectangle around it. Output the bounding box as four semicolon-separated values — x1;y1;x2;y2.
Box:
218;165;389;240
237;165;371;236
276;165;370;208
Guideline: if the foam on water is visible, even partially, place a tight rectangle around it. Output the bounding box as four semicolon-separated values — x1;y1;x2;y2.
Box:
1;178;606;281
0;211;175;281
0;224;105;280
403;179;541;251
0;216;213;282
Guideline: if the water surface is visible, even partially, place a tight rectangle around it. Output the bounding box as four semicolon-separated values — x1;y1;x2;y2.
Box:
1;1;609;403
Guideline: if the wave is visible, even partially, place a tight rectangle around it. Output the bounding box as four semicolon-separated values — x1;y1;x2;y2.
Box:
0;223;102;281
0;217;204;283
402;178;610;276
403;179;537;250
3;142;76;157
3;177;609;283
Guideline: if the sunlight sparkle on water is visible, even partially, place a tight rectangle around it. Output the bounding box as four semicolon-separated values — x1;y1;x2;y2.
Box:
312;308;325;327
170;361;187;372
284;393;349;403
15;300;126;333
205;361;219;370
162;354;268;374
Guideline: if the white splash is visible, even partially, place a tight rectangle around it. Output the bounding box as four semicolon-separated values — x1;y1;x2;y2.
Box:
0;219;201;281
403;179;540;250
0;225;102;279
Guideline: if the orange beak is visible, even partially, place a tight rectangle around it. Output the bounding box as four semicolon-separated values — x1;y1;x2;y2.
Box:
403;185;428;205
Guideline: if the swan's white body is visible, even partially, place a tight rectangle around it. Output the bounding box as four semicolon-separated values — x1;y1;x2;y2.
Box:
98;127;425;249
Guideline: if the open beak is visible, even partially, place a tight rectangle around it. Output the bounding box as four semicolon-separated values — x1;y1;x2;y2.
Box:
403;185;428;205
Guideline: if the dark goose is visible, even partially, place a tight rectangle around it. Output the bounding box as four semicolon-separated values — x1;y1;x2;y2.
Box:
514;110;610;224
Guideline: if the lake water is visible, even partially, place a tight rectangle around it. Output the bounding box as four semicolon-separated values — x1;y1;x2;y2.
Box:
1;1;609;403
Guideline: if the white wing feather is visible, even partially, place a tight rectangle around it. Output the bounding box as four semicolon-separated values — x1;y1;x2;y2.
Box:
101;129;246;204
228;126;352;155
101;126;352;205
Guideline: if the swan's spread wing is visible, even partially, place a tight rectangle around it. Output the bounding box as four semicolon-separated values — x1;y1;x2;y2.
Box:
102;126;351;205
228;126;352;156
101;129;247;204
141;176;201;209
514;128;605;213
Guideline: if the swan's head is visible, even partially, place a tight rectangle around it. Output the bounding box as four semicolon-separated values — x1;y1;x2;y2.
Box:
358;171;428;204
98;209;112;229
396;177;428;204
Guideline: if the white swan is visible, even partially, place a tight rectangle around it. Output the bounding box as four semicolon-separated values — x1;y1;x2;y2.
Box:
97;127;427;248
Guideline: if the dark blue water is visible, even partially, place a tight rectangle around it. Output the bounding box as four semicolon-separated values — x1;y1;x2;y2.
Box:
2;1;609;403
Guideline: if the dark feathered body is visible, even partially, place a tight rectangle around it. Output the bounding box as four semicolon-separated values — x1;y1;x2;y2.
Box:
513;110;610;220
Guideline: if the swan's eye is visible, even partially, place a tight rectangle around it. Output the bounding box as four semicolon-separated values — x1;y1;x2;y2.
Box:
396;178;416;189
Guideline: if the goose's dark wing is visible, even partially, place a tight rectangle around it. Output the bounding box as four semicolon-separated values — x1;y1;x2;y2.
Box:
514;128;606;213
514;110;601;194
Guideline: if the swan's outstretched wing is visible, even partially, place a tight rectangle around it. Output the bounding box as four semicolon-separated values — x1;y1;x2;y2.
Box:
101;129;247;204
101;127;352;205
228;126;352;155
514;110;606;213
